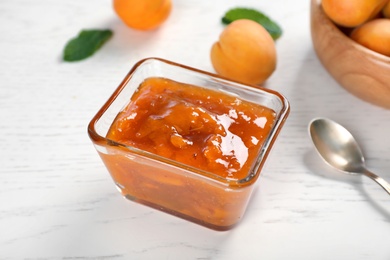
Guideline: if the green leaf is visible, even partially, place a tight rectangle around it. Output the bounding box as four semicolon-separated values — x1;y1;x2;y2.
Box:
63;29;113;62
222;7;282;40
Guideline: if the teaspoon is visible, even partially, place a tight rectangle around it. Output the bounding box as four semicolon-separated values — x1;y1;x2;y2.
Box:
308;117;390;195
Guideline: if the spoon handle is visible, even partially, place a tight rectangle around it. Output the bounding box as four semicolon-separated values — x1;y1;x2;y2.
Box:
363;169;390;196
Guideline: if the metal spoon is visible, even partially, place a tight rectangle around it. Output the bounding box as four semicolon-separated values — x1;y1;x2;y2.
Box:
309;117;390;195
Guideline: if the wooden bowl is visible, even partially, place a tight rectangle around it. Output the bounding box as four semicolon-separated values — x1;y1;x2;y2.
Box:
310;0;390;109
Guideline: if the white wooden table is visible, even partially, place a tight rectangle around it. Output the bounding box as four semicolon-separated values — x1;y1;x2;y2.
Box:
1;0;390;259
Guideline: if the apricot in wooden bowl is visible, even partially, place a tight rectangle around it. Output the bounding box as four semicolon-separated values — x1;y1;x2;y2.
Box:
310;0;390;109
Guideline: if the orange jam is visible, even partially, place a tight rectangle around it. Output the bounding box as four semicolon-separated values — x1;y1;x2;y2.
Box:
107;77;276;180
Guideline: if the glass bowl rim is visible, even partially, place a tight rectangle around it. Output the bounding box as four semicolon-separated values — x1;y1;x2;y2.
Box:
88;57;290;188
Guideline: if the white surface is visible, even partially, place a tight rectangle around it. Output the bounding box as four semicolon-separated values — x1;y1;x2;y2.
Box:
1;0;390;259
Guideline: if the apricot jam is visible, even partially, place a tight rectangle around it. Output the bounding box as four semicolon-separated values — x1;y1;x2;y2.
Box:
107;77;276;180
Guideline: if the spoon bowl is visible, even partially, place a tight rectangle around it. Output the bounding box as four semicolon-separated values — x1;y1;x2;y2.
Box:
309;118;390;195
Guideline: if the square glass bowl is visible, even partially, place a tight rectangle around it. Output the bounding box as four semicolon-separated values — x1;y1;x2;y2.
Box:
88;58;290;230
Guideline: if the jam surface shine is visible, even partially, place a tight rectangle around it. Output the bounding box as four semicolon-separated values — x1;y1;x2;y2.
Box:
107;77;276;180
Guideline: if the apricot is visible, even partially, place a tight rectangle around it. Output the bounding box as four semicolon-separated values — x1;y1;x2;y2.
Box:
210;19;276;85
350;19;390;56
321;0;389;27
383;1;390;18
113;0;172;30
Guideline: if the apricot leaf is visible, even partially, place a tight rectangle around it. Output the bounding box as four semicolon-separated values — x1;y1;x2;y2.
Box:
63;29;113;62
222;8;282;40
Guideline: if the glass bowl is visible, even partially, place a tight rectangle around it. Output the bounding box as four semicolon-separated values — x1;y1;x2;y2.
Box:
88;58;290;230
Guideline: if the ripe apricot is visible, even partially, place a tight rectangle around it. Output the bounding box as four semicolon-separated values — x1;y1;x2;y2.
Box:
321;0;388;27
350;18;390;56
383;1;390;18
113;0;172;30
210;19;276;85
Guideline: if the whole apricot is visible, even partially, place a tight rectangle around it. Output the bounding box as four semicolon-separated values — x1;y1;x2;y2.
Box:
113;0;172;30
210;19;276;85
383;1;390;18
350;18;390;56
321;0;388;27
